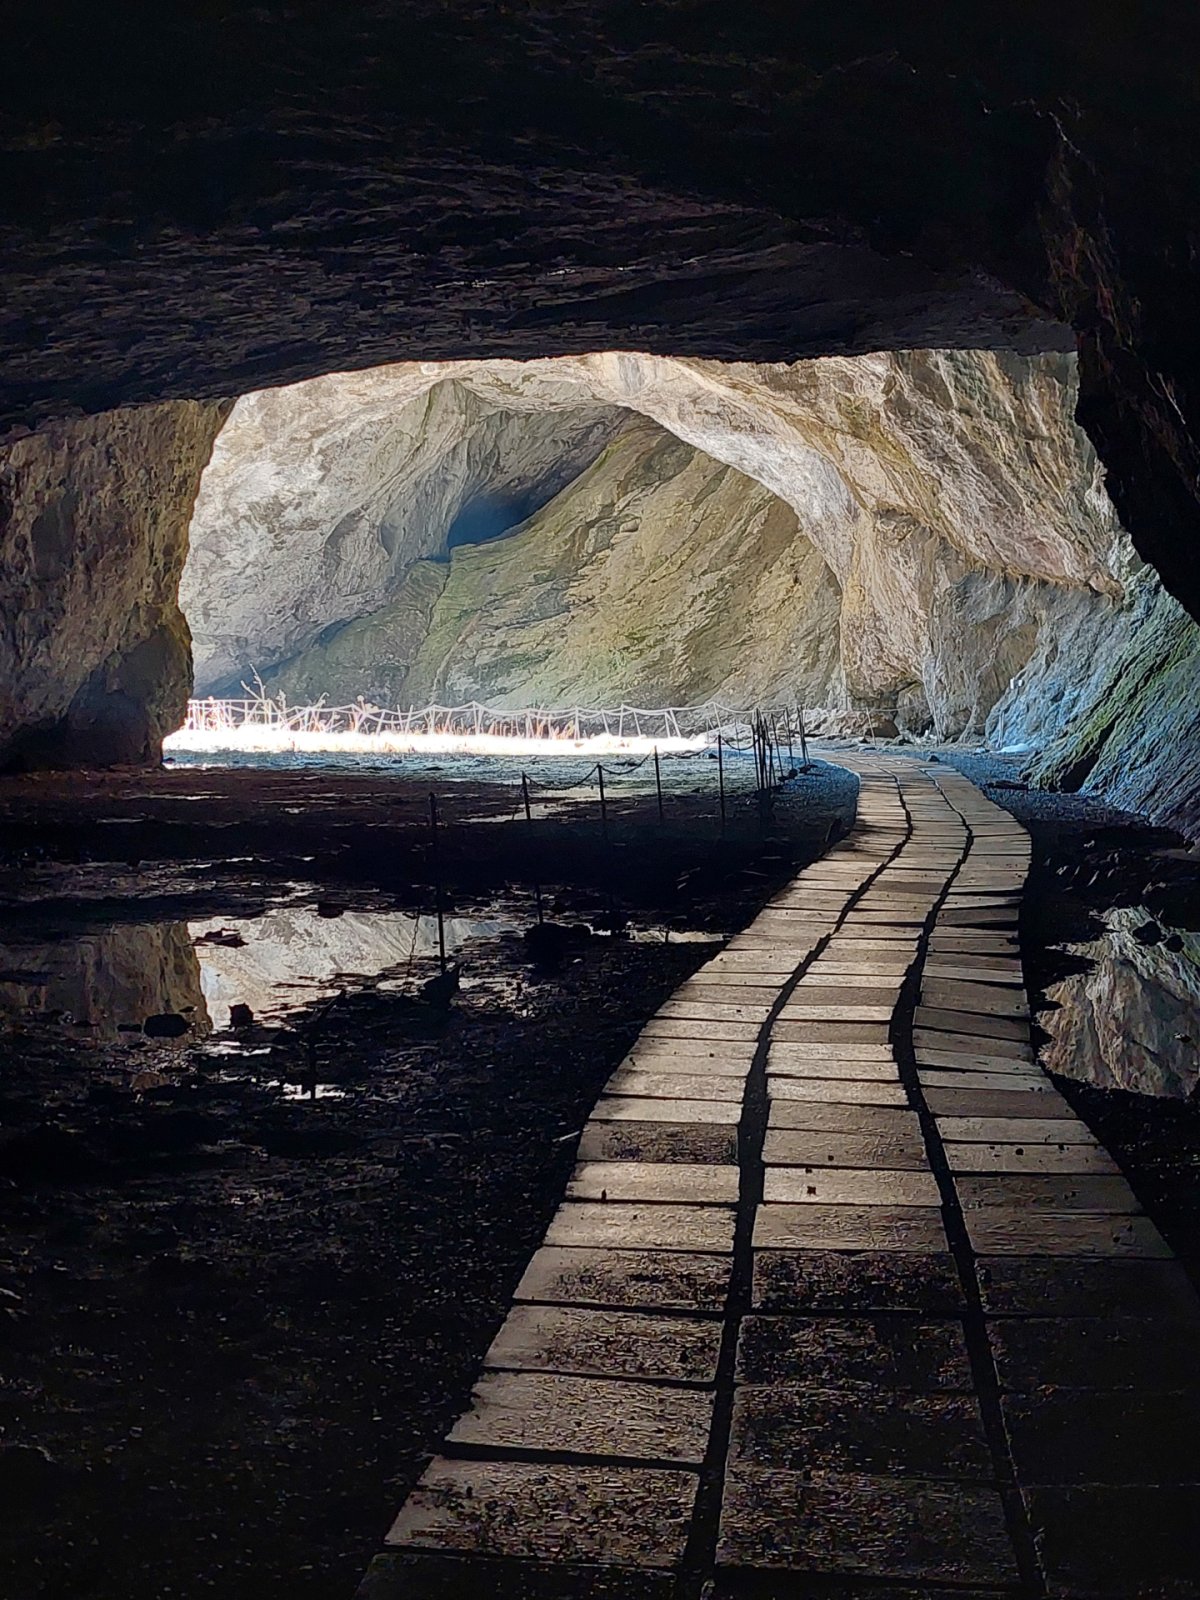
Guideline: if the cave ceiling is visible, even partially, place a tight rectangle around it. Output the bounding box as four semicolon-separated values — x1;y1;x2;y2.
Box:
4;4;1200;615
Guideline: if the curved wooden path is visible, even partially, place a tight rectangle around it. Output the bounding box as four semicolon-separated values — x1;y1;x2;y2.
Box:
359;756;1200;1600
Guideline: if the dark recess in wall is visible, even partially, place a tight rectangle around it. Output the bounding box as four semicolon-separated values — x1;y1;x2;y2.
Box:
444;491;548;553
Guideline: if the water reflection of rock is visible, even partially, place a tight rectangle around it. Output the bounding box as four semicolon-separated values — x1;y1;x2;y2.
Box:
190;908;513;1029
0;923;210;1040
1041;906;1200;1098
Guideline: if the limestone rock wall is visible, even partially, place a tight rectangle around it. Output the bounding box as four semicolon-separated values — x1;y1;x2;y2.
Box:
184;379;623;693
991;570;1200;839
267;420;843;709
194;349;1122;737
1040;907;1200;1099
0;401;229;767
0;923;208;1040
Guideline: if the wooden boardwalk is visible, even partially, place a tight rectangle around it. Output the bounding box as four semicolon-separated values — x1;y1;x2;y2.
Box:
358;757;1200;1599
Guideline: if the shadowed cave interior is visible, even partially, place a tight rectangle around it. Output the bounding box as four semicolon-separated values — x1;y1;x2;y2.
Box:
5;8;1200;1598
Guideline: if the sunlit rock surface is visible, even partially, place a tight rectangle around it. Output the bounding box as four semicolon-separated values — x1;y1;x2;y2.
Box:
265;418;843;710
0;400;228;766
185;380;623;693
1041;906;1200;1098
187;348;1121;736
992;571;1200;840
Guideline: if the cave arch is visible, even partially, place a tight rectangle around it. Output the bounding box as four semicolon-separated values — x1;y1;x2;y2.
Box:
3;6;1200;832
179;348;1127;736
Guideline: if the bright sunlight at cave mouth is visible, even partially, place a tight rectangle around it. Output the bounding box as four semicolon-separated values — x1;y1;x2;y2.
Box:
169;347;1132;769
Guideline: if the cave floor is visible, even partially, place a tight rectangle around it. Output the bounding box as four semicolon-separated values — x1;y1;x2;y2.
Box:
362;754;1200;1600
0;762;853;1600
1;755;1198;1599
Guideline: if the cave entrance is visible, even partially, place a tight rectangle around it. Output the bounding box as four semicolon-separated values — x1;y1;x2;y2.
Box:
171;346;1141;770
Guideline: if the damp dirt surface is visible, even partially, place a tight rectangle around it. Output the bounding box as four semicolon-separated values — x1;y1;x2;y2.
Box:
0;759;854;1600
937;748;1200;1286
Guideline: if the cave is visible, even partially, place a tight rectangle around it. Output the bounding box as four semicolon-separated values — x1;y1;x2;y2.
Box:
4;9;1200;1600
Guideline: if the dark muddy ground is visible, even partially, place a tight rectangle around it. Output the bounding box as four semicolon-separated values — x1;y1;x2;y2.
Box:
0;761;854;1600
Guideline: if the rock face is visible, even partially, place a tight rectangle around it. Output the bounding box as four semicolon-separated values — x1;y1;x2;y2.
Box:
0;401;228;766
1041;907;1200;1099
0;922;208;1040
191;909;512;1031
185;379;623;693
188;347;1123;731
267;419;843;710
991;570;1200;840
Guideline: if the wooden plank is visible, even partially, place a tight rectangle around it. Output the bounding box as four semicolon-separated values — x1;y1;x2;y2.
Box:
914;1031;1033;1061
793;971;907;989
754;1203;947;1252
771;1079;910;1107
514;1246;732;1312
936;1115;1096;1144
763;1127;929;1170
920;978;1028;1018
484;1304;723;1382
626;1036;756;1060
773;1020;891;1045
787;984;902;1005
924;1089;1074;1119
656;1001;772;1023
956;1174;1139;1214
945;1141;1117;1175
768;1101;921;1135
448;1371;713;1463
769;1040;894;1060
914;1008;1029;1043
568;1161;739;1205
642;1019;761;1043
605;1070;746;1102
922;962;1023;986
919;1069;1051;1094
916;1043;1036;1070
546;1201;737;1252
968;1213;1172;1258
386;1458;698;1565
764;1167;940;1207
767;1056;900;1083
622;1051;749;1078
776;1003;895;1023
590;1096;742;1124
577;1121;739;1165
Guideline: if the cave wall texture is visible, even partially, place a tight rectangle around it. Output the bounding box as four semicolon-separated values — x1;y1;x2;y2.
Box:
0;401;229;766
4;2;1200;619
184;348;1116;722
2;3;1200;830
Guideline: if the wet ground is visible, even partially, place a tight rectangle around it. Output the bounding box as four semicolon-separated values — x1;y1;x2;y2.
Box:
2;746;1199;1598
0;756;854;1600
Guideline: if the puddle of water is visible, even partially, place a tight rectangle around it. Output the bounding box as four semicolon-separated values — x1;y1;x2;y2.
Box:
1041;905;1200;1098
191;907;513;1029
0;880;719;1053
0;906;517;1043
